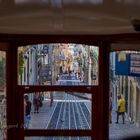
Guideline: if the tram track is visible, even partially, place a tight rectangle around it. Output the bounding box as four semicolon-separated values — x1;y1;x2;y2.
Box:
41;92;91;140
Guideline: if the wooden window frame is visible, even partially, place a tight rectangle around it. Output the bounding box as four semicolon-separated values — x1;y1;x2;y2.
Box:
15;39;100;140
1;34;130;140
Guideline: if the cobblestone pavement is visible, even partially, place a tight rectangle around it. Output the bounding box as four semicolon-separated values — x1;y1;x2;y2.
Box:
109;110;140;140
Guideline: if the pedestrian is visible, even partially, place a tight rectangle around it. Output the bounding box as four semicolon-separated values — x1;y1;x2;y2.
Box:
24;94;32;129
50;92;53;107
33;93;40;113
115;95;126;124
56;74;59;81
109;92;112;124
38;94;43;107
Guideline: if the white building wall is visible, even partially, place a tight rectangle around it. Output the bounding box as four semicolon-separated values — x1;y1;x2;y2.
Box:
29;48;37;85
128;78;137;122
132;80;137;122
22;51;28;85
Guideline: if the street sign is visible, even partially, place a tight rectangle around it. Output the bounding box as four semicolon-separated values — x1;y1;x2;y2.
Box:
115;53;140;77
115;53;130;76
129;53;140;77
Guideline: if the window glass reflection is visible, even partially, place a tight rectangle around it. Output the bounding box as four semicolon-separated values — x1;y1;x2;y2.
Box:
15;0;49;5
15;0;102;5
115;0;140;5
18;44;99;86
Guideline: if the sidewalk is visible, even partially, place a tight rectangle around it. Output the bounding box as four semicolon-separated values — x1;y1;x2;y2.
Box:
109;110;140;140
29;100;57;129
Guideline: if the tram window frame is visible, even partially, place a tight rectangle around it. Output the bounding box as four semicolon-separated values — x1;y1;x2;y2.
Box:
2;33;140;140
5;35;109;140
17;87;97;140
17;43;99;86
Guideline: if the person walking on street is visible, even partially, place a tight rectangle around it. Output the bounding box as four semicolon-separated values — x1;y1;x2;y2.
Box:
33;93;40;113
115;95;126;124
24;95;32;129
50;92;53;107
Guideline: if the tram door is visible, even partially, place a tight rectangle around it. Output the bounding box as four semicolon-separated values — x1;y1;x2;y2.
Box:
16;43;104;140
109;44;140;139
